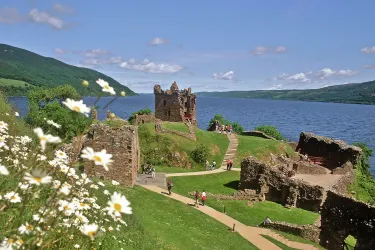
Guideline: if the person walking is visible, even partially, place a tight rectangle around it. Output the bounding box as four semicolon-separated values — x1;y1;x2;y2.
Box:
194;191;200;208
226;159;231;170
205;160;209;170
151;166;156;178
212;160;216;170
167;180;173;195
229;160;233;170
201;190;207;206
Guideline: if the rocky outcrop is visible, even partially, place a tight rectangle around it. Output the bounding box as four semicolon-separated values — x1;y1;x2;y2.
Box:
241;130;276;140
263;222;320;243
296;132;362;170
239;157;325;212
82;123;140;187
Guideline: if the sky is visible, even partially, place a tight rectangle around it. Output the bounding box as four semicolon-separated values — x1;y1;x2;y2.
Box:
1;0;375;93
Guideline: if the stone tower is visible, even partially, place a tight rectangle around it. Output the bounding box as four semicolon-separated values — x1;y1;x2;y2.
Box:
154;82;197;126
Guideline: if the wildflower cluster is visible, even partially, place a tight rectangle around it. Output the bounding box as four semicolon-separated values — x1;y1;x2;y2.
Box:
0;79;132;249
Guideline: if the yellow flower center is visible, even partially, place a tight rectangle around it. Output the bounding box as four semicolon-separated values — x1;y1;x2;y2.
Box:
17;239;23;244
34;177;42;183
93;155;102;163
114;203;122;212
7;239;14;244
104;85;110;90
40;136;47;141
59;152;64;156
10;195;16;200
26;225;33;231
63;205;69;210
88;231;96;238
72;106;81;112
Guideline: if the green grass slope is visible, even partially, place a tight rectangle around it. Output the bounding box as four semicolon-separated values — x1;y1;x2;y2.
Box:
197;81;375;105
0;44;136;96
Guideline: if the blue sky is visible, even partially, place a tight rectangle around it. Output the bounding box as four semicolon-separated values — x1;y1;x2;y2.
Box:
1;0;375;93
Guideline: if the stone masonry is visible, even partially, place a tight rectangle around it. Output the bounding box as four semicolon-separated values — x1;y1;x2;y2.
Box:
83;123;140;187
154;82;197;126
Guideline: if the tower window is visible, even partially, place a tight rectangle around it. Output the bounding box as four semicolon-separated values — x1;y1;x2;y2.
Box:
164;100;167;106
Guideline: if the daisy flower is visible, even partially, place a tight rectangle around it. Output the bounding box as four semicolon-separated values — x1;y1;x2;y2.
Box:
18;222;33;234
15;112;19;117
33;128;61;151
55;150;67;159
4;191;21;203
0;121;8;131
96;78;116;95
81;147;113;171
62;99;91;116
47;119;61;129
0;164;9;175
111;180;119;186
24;169;52;186
106;192;132;217
80;224;99;240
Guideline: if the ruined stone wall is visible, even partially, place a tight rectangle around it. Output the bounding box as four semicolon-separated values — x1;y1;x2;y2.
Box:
293;161;328;175
154;83;197;125
83;124;140;187
263;222;320;243
241;131;276;140
239;157;325;212
134;114;155;125
320;191;375;250
296;132;362;169
330;169;355;195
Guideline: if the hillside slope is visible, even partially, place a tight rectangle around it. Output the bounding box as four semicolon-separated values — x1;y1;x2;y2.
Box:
197;81;375;105
0;44;136;96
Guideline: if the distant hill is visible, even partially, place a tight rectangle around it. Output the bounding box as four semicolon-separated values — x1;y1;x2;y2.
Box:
196;81;375;105
0;44;136;96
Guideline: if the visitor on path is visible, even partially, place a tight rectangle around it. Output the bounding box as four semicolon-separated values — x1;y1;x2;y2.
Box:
229;126;232;135
151;166;155;178
226;159;231;170
201;190;207;206
212;160;216;170
205;160;209;170
167;180;173;195
194;191;200;208
229;160;233;170
257;216;272;227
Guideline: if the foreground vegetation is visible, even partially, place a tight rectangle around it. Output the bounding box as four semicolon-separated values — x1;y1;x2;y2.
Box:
197;80;375;105
138;123;229;171
0;43;136;96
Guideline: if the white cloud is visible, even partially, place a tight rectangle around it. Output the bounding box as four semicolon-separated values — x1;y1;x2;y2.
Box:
107;57;124;64
28;9;65;30
79;58;101;67
53;3;74;14
54;48;68;54
362;64;375;69
360;46;375;54
267;84;284;90
212;71;235;80
119;59;182;74
251;46;269;55
275;46;287;53
0;7;24;23
316;68;358;79
277;72;311;83
81;49;109;57
149;37;168;45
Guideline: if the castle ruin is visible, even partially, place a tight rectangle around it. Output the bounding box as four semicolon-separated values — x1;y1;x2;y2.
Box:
154;82;197;126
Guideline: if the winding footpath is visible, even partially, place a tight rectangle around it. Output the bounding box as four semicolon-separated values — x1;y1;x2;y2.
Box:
138;133;320;249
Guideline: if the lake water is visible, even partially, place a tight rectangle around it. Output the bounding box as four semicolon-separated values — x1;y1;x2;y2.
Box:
8;95;375;175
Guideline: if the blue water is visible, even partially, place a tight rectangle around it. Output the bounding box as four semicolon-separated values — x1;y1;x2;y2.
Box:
8;95;375;175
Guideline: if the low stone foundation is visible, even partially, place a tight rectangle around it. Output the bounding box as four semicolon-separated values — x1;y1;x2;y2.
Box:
263;222;320;243
241;130;276;140
188;189;264;201
134;114;155;125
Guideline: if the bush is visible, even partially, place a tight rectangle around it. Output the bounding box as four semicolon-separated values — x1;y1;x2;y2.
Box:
232;122;244;134
207;114;244;134
191;144;210;164
128;108;153;124
255;125;285;141
26;85;92;140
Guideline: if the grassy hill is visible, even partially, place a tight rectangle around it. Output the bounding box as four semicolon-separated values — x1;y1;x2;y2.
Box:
197;81;375;105
0;44;136;96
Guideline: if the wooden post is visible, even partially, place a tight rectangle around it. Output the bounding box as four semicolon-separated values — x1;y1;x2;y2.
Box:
232;223;235;232
223;206;226;214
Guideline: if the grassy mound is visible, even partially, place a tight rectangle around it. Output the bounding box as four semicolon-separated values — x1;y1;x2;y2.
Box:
94;184;257;250
139;123;229;172
162;122;190;133
235;135;298;167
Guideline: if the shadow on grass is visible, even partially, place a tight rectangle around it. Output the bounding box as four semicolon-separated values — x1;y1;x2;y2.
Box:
223;180;240;190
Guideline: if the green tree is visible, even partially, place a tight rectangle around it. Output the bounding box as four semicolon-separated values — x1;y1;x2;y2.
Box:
191;144;210;164
26;85;91;140
128;108;153;124
353;142;373;176
255;125;285;141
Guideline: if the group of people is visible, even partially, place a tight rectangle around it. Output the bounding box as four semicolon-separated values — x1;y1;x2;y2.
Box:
193;190;207;207
205;160;216;170
216;124;232;134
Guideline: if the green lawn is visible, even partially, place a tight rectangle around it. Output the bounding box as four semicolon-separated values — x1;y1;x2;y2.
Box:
274;231;325;250
97;184;258;250
0;78;31;87
234;135;298;167
139;123;229;171
261;235;298;250
163;122;190;133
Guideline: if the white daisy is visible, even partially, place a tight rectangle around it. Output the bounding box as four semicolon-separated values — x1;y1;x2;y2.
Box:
33;128;61;151
18;222;33;234
81;147;113;171
111;180;119;186
55;150;67;159
0;121;8;131
0;164;9;175
74;244;80;249
106;192;132;217
4;191;21;203
96;79;116;95
15;112;19;117
24;169;52;186
80;224;99;240
47;119;61;129
62;99;91;116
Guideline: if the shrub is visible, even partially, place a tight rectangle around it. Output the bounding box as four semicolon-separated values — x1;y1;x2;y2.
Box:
191;144;210;164
207;114;243;134
26;85;92;140
232;122;244;134
128;108;153;124
255;125;285;141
